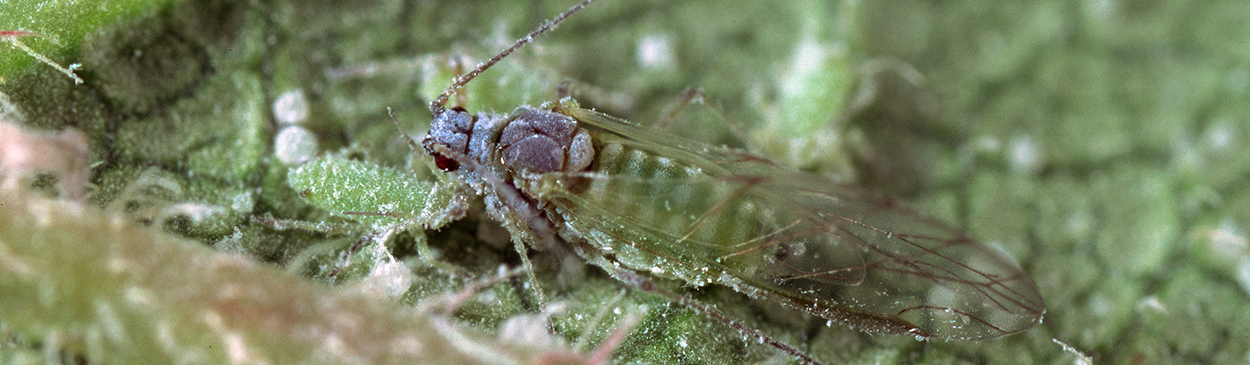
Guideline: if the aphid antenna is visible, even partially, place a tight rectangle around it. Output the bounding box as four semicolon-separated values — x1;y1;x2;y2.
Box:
1052;338;1094;365
428;0;597;115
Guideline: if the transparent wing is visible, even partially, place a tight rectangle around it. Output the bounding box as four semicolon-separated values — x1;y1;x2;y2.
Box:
541;104;1044;340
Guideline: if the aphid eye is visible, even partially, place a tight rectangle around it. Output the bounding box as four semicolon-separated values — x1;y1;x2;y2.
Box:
433;154;459;171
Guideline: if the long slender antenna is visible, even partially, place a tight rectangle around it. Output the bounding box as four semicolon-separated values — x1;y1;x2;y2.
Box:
428;0;596;115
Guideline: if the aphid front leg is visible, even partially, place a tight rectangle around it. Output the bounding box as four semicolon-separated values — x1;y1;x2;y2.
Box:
425;142;560;309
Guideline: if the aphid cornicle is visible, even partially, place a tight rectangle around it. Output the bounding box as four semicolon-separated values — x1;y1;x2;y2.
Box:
419;0;1044;357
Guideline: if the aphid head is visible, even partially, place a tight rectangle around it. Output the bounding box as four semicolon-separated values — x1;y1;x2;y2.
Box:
422;106;471;171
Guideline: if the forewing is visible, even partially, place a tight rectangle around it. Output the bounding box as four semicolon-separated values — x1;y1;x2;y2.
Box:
755;174;1046;339
548;105;1044;339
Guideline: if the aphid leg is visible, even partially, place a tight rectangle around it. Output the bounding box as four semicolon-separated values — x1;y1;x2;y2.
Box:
572;290;629;352
343;210;477;277
425;142;560;310
1052;338;1094;365
843;57;925;120
556;80;572;99
325;228;391;281
608;267;824;365
653;87;707;131
0;30;83;84
652;87;759;151
418;265;526;315
250;213;358;233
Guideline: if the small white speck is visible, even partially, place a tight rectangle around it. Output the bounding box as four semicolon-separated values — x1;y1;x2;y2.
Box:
1209;220;1248;257
1087;0;1114;18
637;34;674;70
780;39;828;97
1237;257;1250;297
1007;135;1042;175
1204;121;1237;151
1136;296;1167;314
358;261;414;298
231;191;255;212
124;287;155;306
94;300;128;344
274;126;318;165
273;90;309;125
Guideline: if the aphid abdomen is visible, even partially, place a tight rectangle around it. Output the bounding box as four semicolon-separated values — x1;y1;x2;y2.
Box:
541;136;771;281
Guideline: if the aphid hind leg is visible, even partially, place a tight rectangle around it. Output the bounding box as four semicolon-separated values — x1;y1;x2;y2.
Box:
653;87;708;131
418;265;526;315
653;87;759;151
844;57;925;120
551;79;636;114
605;265;823;365
320;227;398;281
421;266;639;365
557;80;573;99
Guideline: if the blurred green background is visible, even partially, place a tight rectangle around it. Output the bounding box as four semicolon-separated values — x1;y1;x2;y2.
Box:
1;0;1248;364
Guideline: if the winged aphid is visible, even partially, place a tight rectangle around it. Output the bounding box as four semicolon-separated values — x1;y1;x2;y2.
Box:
417;0;1045;359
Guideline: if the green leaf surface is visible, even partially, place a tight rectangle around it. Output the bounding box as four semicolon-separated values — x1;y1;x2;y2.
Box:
2;0;1249;364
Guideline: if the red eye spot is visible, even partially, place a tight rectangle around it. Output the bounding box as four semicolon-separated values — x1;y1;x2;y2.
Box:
433;154;459;171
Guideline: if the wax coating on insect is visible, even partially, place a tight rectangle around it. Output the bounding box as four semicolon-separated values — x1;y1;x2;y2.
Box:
424;108;473;171
427;106;595;176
